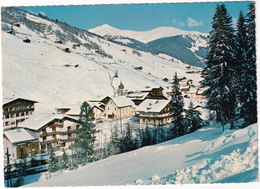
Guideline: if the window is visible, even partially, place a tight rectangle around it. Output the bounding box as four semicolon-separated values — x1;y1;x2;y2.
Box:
43;136;47;141
61;143;66;147
52;127;56;132
68;134;72;138
53;134;56;139
67;126;71;131
76;125;80;130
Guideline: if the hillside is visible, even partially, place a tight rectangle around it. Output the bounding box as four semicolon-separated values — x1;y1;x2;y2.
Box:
89;24;208;67
24;123;258;186
2;7;202;112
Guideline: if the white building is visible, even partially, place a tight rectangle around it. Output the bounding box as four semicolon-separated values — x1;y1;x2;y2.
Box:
104;97;136;121
3;128;40;159
18;113;80;152
135;99;173;126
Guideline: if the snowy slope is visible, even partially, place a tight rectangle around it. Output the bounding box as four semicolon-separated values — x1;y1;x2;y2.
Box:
2;8;202;112
25;123;258;186
89;24;208;44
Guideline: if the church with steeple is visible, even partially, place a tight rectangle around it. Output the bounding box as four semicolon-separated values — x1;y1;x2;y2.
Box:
117;81;125;96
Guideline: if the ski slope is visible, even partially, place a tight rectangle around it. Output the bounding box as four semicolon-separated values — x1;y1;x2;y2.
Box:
24;123;258;186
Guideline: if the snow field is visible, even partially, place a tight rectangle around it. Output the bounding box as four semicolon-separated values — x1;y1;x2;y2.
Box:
24;123;258;186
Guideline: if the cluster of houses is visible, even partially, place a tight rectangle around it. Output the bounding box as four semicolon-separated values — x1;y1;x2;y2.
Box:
3;81;205;160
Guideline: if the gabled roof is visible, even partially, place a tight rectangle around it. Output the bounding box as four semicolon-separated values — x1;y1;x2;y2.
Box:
126;92;149;100
4;128;37;144
109;97;135;108
135;99;170;113
18;113;78;131
3;98;38;107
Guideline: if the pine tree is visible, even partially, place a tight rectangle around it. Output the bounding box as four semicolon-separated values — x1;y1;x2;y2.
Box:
239;3;257;127
200;4;236;129
185;102;204;133
60;149;69;170
107;125;121;156
170;72;185;137
48;147;58;172
141;125;153;146
76;101;97;163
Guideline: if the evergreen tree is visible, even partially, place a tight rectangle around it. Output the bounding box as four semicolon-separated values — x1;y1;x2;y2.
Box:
200;4;236;129
48;147;58;172
185;102;204;133
60;149;69;170
170;72;185;137
120;123;137;152
107;125;121;156
239;3;257;126
141;125;153;146
76;101;97;163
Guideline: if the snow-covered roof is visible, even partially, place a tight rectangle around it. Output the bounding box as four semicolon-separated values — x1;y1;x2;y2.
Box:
2;97;38;106
135;99;170;113
4;128;37;144
126;92;149;100
110;96;135;108
18;113;78;131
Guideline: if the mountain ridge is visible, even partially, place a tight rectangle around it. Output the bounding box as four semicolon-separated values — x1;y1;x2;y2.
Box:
90;24;208;67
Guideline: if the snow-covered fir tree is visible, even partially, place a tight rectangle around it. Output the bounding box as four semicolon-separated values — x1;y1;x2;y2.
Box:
170;72;185;137
107;125;121;156
239;3;257;127
60;149;69;170
48;147;58;172
184;102;204;133
200;4;237;129
76;101;98;163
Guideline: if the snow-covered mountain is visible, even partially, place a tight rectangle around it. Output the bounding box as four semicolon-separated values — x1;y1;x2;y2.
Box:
1;7;202;112
25;123;258;186
89;24;208;67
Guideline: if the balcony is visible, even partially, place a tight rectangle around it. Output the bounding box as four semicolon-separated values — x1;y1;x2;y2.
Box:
59;129;78;135
40;131;59;137
59;137;78;142
41;138;58;144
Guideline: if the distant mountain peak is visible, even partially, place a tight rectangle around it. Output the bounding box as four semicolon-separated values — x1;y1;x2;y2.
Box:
89;24;207;44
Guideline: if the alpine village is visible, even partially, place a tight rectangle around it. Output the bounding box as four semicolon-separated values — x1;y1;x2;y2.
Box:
2;2;257;187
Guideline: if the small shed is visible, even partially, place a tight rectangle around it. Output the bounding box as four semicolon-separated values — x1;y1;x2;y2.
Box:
23;39;31;43
62;48;71;53
55;40;63;44
73;44;80;48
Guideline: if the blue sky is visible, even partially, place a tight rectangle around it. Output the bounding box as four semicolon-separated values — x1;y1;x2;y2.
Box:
18;1;251;33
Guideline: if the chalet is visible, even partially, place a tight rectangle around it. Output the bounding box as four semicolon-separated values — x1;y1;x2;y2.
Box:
56;101;106;123
73;43;81;47
163;78;169;82
135;99;173;126
134;66;143;71
62;48;71;53
141;87;168;100
103;97;135;121
18;113;80;152
23;39;30;43
3;128;40;159
54;40;63;44
13;23;20;27
2;98;38;130
126;92;150;106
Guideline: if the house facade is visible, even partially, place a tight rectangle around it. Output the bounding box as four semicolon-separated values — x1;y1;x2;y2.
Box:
18;113;80;152
135;99;173;126
3;128;40;159
2;98;38;130
104;97;135;121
